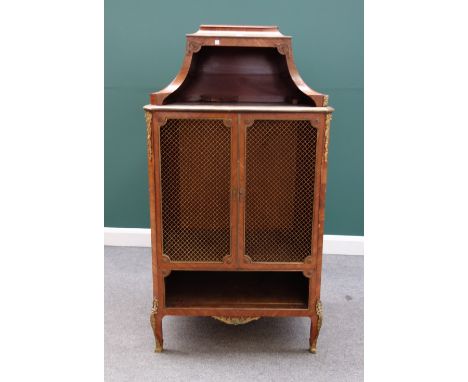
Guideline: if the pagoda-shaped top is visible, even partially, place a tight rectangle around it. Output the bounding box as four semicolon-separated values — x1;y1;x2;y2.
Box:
150;25;328;107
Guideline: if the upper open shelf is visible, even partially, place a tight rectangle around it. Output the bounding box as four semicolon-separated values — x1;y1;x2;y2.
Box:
164;46;314;106
150;25;329;108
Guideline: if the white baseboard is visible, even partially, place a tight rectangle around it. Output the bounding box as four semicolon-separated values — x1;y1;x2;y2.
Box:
104;228;152;247
104;227;364;256
321;234;364;256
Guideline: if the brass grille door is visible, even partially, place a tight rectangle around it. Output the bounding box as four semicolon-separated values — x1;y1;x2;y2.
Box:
158;117;235;264
241;118;319;265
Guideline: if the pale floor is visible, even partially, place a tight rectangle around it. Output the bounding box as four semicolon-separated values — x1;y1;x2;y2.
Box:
105;246;363;382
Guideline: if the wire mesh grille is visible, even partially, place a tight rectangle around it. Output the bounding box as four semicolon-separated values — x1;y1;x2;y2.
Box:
160;119;231;262
245;120;317;263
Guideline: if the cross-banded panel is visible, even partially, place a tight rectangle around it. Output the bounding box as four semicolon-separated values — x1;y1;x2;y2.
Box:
245;120;318;263
159;119;231;262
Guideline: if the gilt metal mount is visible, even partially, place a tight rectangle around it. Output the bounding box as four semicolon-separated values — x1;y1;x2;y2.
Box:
324;114;332;162
212;316;260;325
145;111;153;162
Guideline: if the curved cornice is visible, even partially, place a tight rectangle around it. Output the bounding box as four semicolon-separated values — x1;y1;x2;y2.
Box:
150;25;327;107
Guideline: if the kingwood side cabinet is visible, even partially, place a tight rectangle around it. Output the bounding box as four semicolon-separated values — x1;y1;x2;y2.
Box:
143;25;334;353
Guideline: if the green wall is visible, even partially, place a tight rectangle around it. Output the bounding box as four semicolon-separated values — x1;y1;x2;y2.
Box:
105;0;363;236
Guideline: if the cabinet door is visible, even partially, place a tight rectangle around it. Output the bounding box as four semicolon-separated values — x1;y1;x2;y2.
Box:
238;114;323;269
155;113;238;268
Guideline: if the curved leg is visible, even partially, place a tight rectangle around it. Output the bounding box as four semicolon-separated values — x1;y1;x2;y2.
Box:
150;298;163;353
309;300;323;353
309;315;319;353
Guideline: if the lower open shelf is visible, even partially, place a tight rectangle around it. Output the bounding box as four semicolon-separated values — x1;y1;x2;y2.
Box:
164;271;309;309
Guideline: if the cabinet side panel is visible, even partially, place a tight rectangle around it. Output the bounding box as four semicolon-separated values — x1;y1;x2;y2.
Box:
145;111;159;297
314;114;331;298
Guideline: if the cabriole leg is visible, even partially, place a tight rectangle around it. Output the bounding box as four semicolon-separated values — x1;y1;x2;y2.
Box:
309;300;323;353
150;298;163;352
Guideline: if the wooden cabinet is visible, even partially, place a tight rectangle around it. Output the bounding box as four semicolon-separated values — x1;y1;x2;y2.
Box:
144;25;334;353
